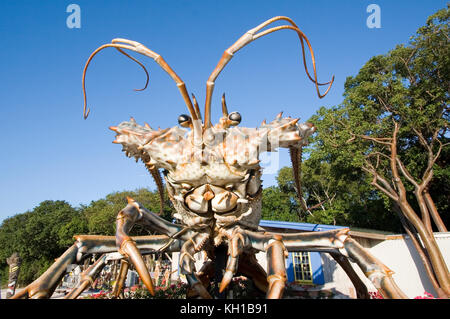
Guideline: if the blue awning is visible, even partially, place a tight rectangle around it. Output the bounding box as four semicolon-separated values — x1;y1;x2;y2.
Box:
259;219;347;232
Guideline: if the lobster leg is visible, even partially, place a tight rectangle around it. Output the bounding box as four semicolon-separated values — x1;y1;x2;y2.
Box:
228;228;407;299
179;233;212;299
214;229;269;296
10;244;80;299
236;252;269;293
219;230;246;293
266;228;407;299
342;237;407;299
116;197;185;239
111;259;130;298
329;252;370;299
64;253;109;299
115;197;192;296
11;234;181;299
217;227;284;297
197;260;215;287
265;236;288;299
186;260;215;298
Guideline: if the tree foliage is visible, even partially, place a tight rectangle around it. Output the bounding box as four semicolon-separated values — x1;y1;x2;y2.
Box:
295;6;449;297
82;188;173;236
0;201;86;284
274;159;402;231
261;6;449;234
261;186;301;223
0;189;172;286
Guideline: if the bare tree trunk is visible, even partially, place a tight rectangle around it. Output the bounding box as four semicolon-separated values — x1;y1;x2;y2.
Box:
424;191;448;232
415;188;433;234
362;122;450;297
390;123;450;296
393;204;448;298
396;190;450;295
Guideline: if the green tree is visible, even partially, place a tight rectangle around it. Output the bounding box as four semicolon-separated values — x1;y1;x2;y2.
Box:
0;200;86;285
23;201;84;260
0;212;30;285
275;158;402;231
82;188;173;236
0;188;172;286
261;186;301;222
305;6;449;297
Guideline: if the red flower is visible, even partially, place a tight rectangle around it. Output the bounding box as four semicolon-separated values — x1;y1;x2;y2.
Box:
369;291;384;299
414;291;436;299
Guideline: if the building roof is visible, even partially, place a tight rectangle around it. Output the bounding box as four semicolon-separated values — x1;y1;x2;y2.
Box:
259;219;346;232
259;219;450;241
259;219;391;240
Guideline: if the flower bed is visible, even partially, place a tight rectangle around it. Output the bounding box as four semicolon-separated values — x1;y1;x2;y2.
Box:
369;290;438;299
82;281;188;299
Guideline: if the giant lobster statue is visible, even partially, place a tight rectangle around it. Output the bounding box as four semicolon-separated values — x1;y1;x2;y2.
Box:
13;16;406;299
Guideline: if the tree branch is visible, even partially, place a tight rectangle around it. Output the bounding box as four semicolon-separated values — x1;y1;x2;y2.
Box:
396;157;419;188
362;164;399;201
351;133;392;145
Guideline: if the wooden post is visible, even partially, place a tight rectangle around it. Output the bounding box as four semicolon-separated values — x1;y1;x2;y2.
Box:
6;253;21;298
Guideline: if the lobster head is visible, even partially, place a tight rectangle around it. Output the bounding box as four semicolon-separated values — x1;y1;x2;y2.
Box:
81;17;332;216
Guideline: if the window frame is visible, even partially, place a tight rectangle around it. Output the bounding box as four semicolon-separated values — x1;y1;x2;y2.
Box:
291;251;314;284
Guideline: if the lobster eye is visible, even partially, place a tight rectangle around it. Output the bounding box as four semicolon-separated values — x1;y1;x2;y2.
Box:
228;112;241;125
178;114;192;127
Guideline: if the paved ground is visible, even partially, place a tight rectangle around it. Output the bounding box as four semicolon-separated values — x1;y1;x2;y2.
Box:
1;287;95;299
0;288;23;299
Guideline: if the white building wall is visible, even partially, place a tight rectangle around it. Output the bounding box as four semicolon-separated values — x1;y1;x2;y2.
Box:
323;232;450;298
363;232;450;298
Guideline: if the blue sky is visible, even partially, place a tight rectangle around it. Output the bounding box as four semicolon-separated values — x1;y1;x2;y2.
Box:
0;0;446;222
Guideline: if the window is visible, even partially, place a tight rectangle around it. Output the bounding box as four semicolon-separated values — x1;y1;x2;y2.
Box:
292;252;313;284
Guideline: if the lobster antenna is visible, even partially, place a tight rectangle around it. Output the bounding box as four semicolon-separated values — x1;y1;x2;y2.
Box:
82;39;200;139
221;93;229;117
115;47;150;92
191;93;202;122
82;45;151;119
204;16;334;128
